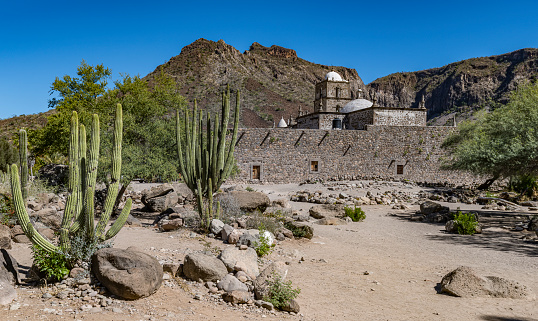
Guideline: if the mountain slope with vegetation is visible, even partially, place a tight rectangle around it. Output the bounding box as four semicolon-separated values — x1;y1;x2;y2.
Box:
143;39;365;127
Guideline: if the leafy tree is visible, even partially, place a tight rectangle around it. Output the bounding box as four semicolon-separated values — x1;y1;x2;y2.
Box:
442;82;538;188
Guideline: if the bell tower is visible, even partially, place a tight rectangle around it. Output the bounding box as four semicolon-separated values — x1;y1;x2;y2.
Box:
314;71;352;112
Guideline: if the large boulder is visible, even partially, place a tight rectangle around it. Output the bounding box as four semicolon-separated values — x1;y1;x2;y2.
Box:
183;253;228;282
309;204;345;219
317;217;347;225
0;225;11;249
440;266;535;299
420;201;449;215
284;221;314;239
0;249;20;285
172;183;195;202
217;191;270;213
141;184;179;212
0;280;16;305
210;219;225;235
91;247;163;300
218;247;259;278
254;261;289;300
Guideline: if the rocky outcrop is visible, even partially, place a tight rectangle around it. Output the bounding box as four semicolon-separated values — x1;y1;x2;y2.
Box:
368;48;538;123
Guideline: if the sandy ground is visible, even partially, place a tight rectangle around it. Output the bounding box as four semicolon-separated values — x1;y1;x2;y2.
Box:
1;181;537;321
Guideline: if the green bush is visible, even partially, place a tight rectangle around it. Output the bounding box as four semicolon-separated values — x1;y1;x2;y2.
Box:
32;245;70;281
263;272;301;310
254;224;275;257
283;221;312;239
0;194;15;226
453;212;478;235
344;206;366;222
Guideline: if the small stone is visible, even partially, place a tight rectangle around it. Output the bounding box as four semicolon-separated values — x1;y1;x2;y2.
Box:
89;307;102;313
112;307;123;313
42;293;53;299
9;303;20;310
239;245;248;250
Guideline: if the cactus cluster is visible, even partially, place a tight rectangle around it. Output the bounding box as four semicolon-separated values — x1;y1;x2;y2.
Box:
10;104;131;255
176;86;240;228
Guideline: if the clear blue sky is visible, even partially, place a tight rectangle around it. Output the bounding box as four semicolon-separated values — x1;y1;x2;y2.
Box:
1;0;537;119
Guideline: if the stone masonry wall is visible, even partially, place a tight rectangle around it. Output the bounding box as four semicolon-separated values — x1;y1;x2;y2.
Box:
346;109;374;130
373;108;426;126
231;126;477;185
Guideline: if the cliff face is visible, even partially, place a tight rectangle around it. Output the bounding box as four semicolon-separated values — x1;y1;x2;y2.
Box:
367;49;538;124
144;39;365;127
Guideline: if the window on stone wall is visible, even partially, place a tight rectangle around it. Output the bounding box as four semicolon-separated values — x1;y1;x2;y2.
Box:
252;165;261;180
310;161;319;172
397;165;404;175
336;87;341;98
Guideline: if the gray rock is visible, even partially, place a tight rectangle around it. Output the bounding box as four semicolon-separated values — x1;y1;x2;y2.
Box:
0;249;20;285
255;300;274;310
218;247;259;277
91;247;163;300
217;191;270;213
146;193;179;213
445;220;456;233
227;229;243;244
440;266;535;299
238;230;260;247
309;204;345;219
142;183;174;200
284;221;314;239
272;198;290;208
12;234;30;244
159;218;183;231
183;253;228;282
0;225;11;249
420;201;449;215
222;290;251;304
125;215;142;227
282;298;300;313
217;274;248;293
210;219;225;235
31;208;61;230
316;217;347;225
220;224;234;242
254;261;288;300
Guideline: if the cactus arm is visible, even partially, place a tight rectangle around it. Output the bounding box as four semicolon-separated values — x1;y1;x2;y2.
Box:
103;198;132;241
10;164;57;253
83;114;100;238
60;113;80;249
18;130;28;205
96;104;124;239
216;87;230;177
176;110;188;188
219;90;241;187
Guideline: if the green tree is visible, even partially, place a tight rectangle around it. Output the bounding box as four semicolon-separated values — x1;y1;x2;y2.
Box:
442;82;538;188
0;137;18;173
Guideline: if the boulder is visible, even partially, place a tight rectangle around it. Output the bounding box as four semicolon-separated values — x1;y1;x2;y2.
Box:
272;198;290;208
159;218;183;231
183;253;228;282
284;222;314;239
317;217;347;225
218;247;259;277
91;247;163;300
220;224;234;242
217;274;249;293
227;229;243;244
440;266;535;299
282;299;301;313
254;261;288;300
238;230;260;247
172;183;195;202
309;204;345;219
0;225;11;249
420;201;449;215
13;235;30;244
223;290;251;304
142;184;174;200
0;249;20;285
125;215;142;227
210;219;225;235
141;184;179;212
445;220;456;233
31;208;61;230
218;191;270;213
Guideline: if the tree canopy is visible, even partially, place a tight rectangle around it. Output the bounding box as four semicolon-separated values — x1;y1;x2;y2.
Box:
442;82;538;183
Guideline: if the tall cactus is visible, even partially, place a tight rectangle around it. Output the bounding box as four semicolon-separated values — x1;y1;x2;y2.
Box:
18;129;28;206
10;104;131;256
176;86;240;228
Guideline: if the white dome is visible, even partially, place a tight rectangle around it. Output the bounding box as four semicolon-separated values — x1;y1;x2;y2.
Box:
340;99;373;113
325;71;343;81
277;117;288;128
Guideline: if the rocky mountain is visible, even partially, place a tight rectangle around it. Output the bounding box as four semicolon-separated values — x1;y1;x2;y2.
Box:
144;39;365;127
367;48;538;125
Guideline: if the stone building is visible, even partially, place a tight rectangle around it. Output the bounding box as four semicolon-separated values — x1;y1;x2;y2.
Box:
232;72;471;185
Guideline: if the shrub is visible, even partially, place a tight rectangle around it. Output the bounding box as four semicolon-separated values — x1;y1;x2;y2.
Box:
344;206;366;222
245;186;255;192
32;245;70;281
453;211;478;235
283;222;312;239
216;194;242;224
254;224;275;257
263;272;301;310
246;210;283;235
0;194;15;226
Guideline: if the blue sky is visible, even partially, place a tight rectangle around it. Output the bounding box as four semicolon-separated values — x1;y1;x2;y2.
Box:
1;0;537;119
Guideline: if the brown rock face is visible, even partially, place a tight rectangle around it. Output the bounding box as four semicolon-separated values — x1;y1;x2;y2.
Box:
367;48;538;124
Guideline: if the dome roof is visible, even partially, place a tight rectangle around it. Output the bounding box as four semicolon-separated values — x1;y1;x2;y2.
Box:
277;117;288;128
325;71;343;81
340;99;373;113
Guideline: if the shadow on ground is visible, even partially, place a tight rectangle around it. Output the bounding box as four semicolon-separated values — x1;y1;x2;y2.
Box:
480;316;538;321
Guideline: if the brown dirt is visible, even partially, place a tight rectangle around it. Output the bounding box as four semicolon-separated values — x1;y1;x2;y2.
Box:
1;181;537;321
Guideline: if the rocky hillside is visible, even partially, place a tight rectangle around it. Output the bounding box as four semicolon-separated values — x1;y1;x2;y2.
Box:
0;110;54;140
368;48;538;124
144;39;365;127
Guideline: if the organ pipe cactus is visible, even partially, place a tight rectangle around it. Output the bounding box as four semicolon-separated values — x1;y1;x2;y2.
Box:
18;129;28;206
10;104;131;254
176;86;240;228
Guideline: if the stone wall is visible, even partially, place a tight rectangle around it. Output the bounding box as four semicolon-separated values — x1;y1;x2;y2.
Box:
232;126;477;185
296;112;346;129
314;80;351;112
372;107;426;127
346;109;374;130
